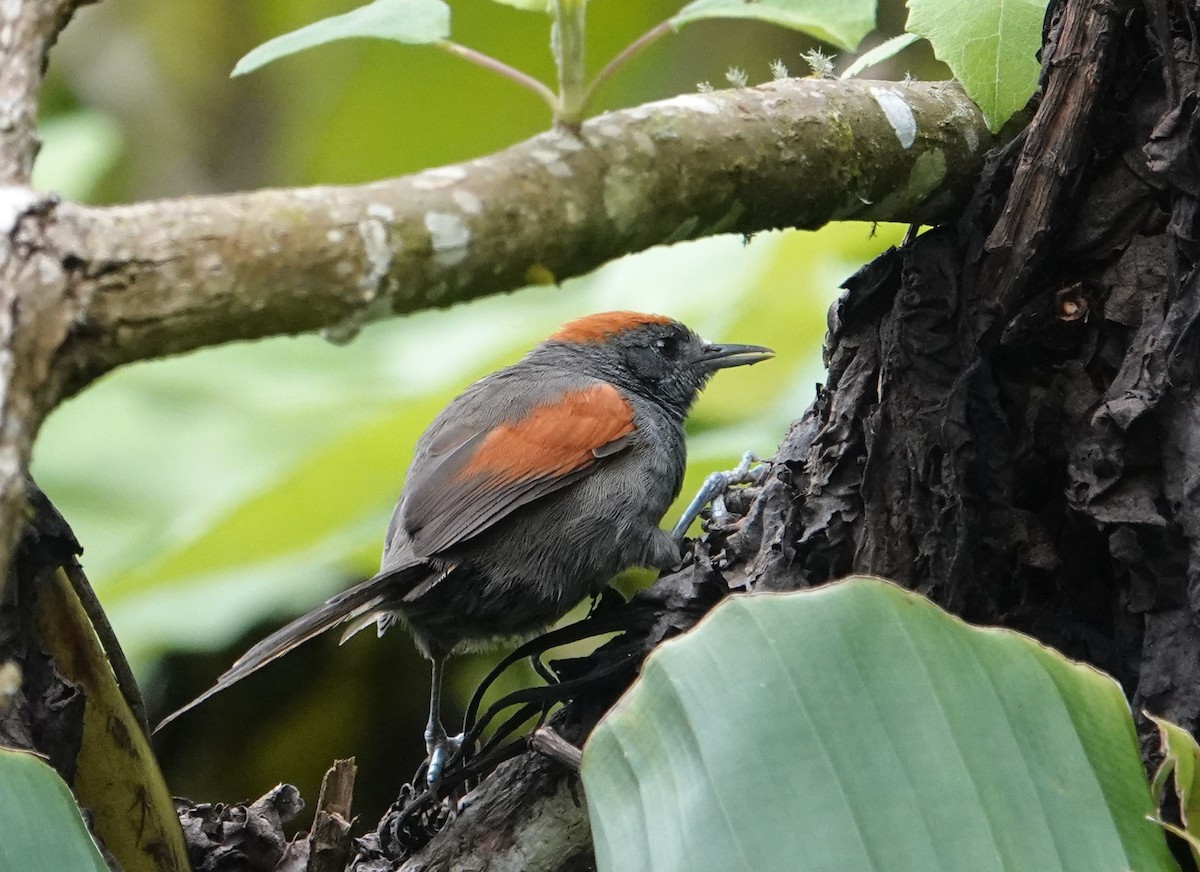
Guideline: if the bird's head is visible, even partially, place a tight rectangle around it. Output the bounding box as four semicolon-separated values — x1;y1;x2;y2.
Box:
533;311;773;419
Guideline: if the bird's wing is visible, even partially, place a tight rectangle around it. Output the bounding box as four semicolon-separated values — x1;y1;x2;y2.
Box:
399;382;636;558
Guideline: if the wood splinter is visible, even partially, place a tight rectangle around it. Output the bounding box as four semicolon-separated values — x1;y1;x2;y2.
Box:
529;726;583;771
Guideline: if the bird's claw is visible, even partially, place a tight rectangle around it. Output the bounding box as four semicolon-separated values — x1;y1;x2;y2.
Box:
671;451;768;540
425;729;464;788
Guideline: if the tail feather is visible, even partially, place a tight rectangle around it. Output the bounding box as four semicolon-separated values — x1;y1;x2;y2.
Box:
154;567;417;732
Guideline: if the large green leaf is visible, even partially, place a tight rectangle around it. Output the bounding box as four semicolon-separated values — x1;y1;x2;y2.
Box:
907;0;1049;132
672;0;875;52
232;0;451;78
583;577;1178;872
0;748;109;872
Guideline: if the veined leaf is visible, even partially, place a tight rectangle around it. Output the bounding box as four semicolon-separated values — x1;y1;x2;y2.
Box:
672;0;875;53
907;0;1049;132
584;577;1178;872
232;0;450;78
0;748;109;872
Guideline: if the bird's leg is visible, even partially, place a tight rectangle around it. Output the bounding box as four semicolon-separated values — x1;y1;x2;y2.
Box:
671;451;769;540
424;657;462;788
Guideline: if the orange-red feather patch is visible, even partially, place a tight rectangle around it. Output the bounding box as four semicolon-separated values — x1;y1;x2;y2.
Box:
550;311;674;344
458;384;635;484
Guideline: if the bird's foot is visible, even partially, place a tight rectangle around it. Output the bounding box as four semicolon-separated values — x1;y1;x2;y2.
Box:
671;451;769;540
425;728;464;788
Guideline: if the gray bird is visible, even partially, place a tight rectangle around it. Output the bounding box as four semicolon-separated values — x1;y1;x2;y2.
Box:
158;311;772;783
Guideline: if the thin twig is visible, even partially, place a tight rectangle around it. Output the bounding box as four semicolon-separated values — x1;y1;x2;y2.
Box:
583;19;674;110
529;726;583;771
438;41;560;116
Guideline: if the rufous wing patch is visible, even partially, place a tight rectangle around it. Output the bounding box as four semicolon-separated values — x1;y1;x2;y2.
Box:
550;311;675;345
457;383;635;484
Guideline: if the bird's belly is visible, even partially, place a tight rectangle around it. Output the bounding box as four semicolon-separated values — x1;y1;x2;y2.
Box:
398;451;681;654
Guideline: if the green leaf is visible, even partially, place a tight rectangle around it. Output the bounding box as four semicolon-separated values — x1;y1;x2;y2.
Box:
32;111;123;203
1149;714;1200;864
672;0;875;53
583;577;1178;872
489;0;551;10
0;748;109;872
232;0;451;78
840;32;922;79
907;0;1049;132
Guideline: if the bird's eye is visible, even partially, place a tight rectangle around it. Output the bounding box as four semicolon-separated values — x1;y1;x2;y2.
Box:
654;336;680;359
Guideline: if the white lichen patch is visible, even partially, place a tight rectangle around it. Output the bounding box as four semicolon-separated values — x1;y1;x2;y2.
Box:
412;165;468;190
452;189;483;215
531;149;574;178
424;211;470;267
0;186;40;235
319;217;395;346
326;229;345;244
602;165;648;235
870;87;917;149
670;93;722;116
358;218;392;299
564;200;585;225
543;129;585;152
367;202;395;222
631;130;656;156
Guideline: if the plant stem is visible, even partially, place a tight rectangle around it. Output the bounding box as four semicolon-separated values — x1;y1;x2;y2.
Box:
583;19;673;110
437;41;560;117
552;0;589;126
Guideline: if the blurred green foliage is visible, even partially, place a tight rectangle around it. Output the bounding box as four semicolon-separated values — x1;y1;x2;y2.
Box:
30;0;944;819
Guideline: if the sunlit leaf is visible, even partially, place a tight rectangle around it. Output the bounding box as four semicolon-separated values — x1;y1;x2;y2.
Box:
672;0;875;52
489;0;551;10
0;748;109;872
232;0;451;77
907;0;1049;132
584;577;1178;872
841;32;922;79
1150;714;1200;865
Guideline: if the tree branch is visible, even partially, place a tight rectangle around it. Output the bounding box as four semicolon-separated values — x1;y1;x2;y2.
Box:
0;0;93;183
49;79;1002;394
0;0;97;596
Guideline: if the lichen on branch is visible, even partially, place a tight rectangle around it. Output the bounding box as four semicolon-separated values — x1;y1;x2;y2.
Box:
50;78;1000;391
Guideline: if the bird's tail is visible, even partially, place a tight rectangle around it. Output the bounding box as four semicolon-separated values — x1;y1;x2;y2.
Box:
154;568;414;732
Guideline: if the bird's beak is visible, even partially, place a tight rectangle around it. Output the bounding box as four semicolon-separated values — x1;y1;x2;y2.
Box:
694;342;775;372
